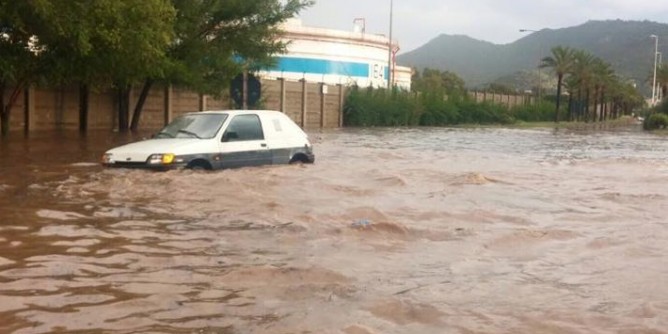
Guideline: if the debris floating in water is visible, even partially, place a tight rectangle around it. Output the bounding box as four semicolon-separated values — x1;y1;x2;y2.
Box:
351;219;371;229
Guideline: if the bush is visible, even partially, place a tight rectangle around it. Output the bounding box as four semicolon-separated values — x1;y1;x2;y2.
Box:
344;87;556;127
653;99;668;115
510;101;556;122
643;113;668;130
344;86;422;126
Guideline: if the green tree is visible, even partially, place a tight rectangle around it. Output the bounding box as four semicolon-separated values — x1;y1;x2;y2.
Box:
570;50;596;122
656;64;668;102
540;46;575;122
590;58;615;121
130;0;313;131
0;0;176;135
486;83;516;95
0;1;42;136
563;76;579;121
412;68;466;95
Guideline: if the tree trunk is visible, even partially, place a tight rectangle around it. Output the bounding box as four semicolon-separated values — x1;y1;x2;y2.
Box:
567;91;574;122
117;85;131;132
584;88;591;123
79;83;89;133
555;74;563;123
576;88;583;122
130;79;154;132
592;86;600;123
603;88;607;121
0;81;6;136
1;106;8;137
600;90;606;121
1;83;25;136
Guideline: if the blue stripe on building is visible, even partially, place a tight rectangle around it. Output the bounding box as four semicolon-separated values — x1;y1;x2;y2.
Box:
271;57;370;78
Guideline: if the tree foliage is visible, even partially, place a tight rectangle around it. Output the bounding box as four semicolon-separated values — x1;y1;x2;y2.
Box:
411;68;466;96
540;46;644;123
0;0;312;135
344;86;551;127
656;64;668;101
165;0;311;95
541;46;575;122
485;83;517;95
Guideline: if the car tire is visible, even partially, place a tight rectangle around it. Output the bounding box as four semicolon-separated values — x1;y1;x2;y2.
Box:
188;160;211;170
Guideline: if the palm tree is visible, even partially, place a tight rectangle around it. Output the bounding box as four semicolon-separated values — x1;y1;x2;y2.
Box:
563;77;579;121
540;46;575;122
656;64;668;102
591;58;615;121
570;50;596;122
617;82;645;116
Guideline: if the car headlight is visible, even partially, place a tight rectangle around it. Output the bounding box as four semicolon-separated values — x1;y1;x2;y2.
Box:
148;153;176;165
102;153;113;164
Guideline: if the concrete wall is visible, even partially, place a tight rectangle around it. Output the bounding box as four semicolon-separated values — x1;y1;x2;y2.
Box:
1;78;344;133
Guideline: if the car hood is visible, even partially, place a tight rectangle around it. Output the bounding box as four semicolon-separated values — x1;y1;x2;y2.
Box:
105;138;208;163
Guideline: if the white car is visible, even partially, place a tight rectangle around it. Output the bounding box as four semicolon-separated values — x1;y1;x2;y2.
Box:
102;110;315;170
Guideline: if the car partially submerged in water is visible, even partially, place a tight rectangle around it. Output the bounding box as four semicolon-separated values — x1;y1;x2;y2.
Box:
102;110;315;170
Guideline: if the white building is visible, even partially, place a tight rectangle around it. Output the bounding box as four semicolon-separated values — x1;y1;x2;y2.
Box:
259;19;412;90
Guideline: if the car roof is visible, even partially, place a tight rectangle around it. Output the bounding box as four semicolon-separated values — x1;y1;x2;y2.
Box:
191;110;285;117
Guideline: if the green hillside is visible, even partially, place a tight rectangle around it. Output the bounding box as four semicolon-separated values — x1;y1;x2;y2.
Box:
397;20;668;95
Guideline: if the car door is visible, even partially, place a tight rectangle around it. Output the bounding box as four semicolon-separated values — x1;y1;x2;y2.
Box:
219;114;272;168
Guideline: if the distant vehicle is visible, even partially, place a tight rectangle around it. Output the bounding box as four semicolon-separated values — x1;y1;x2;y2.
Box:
102;110;314;170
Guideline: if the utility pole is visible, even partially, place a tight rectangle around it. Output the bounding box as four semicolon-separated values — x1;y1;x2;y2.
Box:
387;0;394;90
658;52;663;101
651;34;658;106
519;29;542;102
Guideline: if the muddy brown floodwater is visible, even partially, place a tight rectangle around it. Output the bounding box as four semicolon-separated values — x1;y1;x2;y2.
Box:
1;126;668;333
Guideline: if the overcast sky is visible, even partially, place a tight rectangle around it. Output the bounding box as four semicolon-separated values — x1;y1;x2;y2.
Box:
298;0;668;53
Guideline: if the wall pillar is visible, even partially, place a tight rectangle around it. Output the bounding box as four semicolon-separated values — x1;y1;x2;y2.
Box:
23;85;35;134
78;84;89;133
199;94;207;111
279;78;286;113
164;84;173;126
320;83;326;128
301;79;307;128
242;70;248;109
338;84;345;128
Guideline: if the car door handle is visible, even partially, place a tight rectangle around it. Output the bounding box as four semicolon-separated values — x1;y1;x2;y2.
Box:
261;143;267;147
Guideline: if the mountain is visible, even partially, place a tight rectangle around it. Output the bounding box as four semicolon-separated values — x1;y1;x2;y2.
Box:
397;20;668;92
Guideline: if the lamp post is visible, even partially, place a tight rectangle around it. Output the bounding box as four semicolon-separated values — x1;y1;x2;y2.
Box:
658;52;663;102
519;29;542;101
387;0;394;89
651;34;658;106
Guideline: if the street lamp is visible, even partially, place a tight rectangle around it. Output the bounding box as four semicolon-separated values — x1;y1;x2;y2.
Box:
651;34;658;106
658;52;664;101
519;29;542;101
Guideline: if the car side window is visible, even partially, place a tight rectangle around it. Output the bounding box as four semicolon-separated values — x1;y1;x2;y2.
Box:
223;114;264;142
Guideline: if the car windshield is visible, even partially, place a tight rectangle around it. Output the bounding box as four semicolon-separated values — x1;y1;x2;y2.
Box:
155;113;228;139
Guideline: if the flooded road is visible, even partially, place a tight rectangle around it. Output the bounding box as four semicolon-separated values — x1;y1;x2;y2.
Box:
1;126;668;333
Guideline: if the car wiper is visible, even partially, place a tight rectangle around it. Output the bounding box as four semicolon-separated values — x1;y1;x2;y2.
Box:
155;131;174;138
177;129;202;139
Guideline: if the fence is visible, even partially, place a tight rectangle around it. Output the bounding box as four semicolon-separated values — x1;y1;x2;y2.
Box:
1;78;346;133
468;91;534;108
